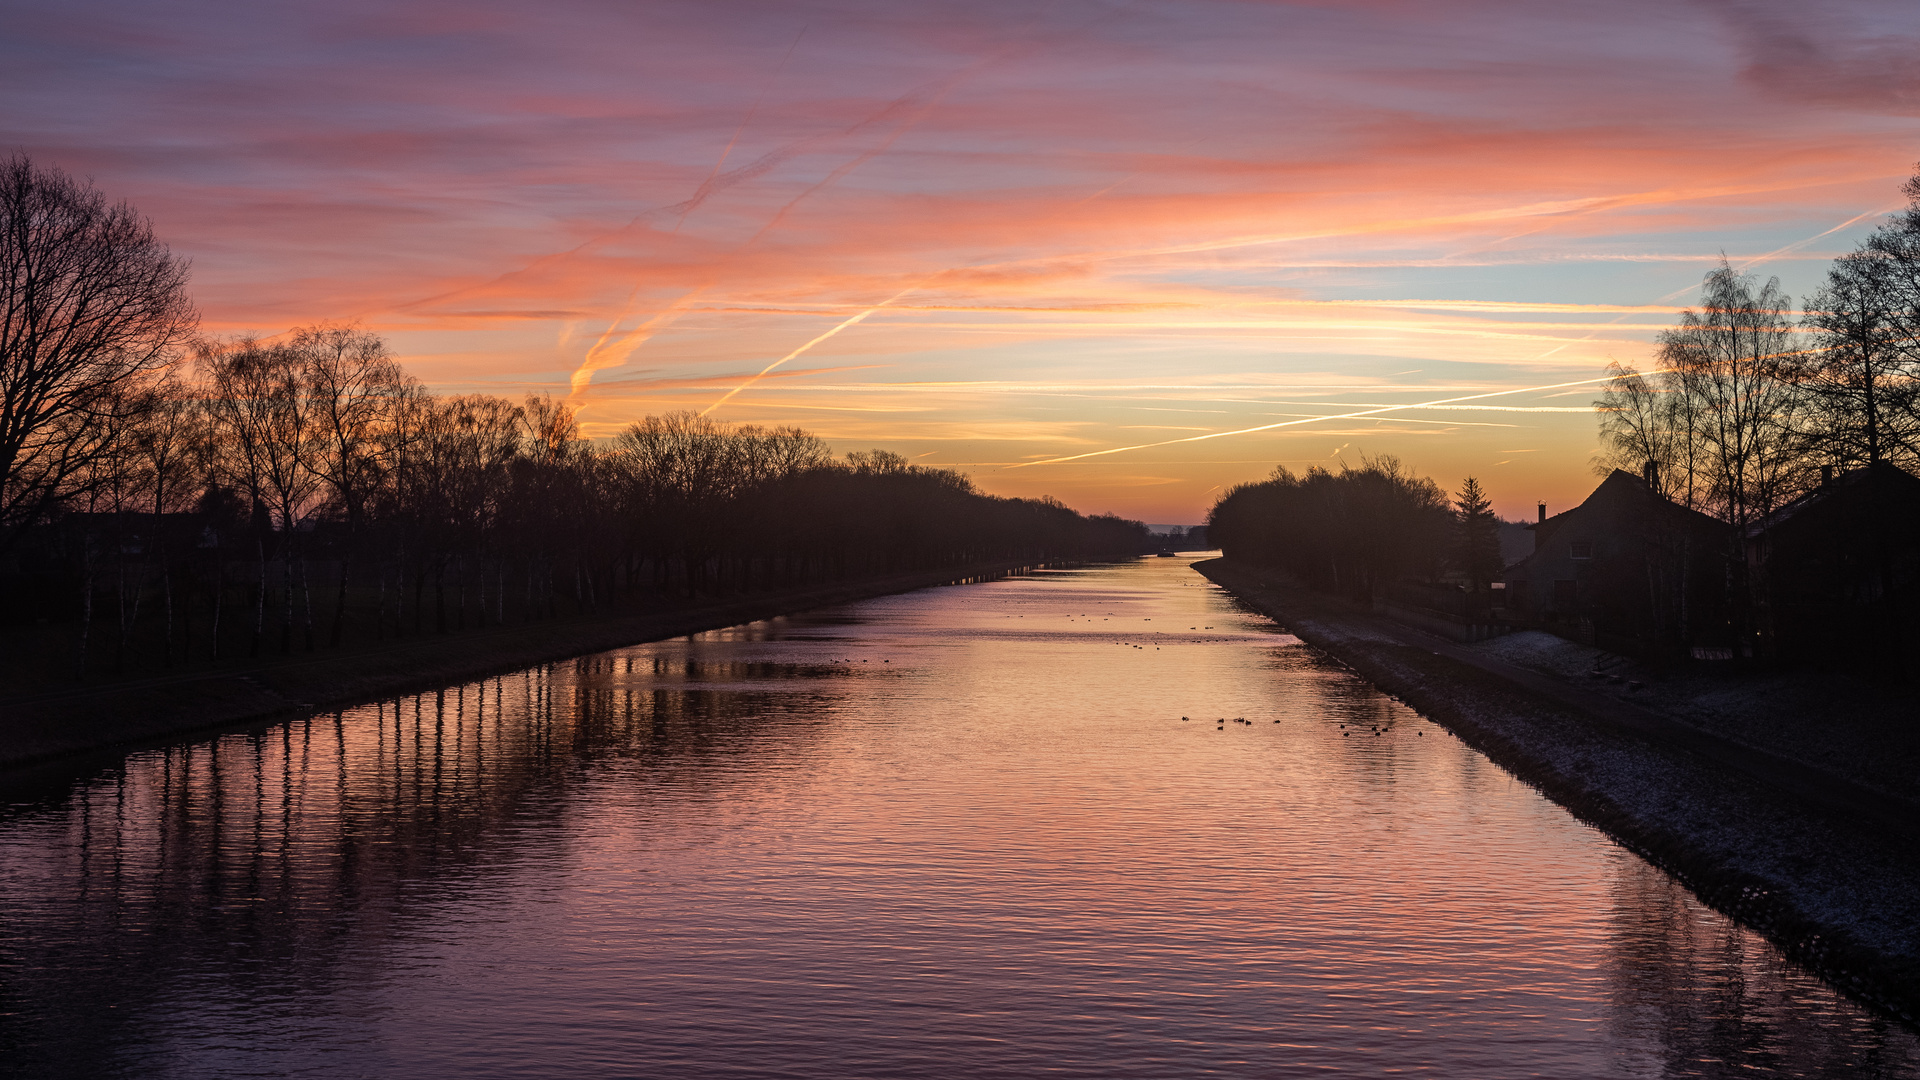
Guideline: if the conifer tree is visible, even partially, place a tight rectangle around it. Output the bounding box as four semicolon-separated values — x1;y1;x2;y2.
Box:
1453;477;1502;594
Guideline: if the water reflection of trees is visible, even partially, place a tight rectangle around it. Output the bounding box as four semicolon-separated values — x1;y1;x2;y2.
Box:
0;650;848;1075
1605;852;1920;1076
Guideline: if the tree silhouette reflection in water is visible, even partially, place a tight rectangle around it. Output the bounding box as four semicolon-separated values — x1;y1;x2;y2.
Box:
3;559;1916;1079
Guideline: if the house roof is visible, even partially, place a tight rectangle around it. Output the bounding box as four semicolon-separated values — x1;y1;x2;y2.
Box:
1530;469;1719;539
1749;461;1920;538
1504;470;1725;583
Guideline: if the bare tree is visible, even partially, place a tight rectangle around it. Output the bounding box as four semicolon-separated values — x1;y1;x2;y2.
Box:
1867;169;1920;445
616;411;735;594
1656;265;1806;531
1801;250;1917;471
521;392;579;465
420;393;522;629
370;379;437;635
0;154;196;548
67;393;147;675
201;338;321;655
296;323;406;644
128;372;205;665
1594;360;1710;508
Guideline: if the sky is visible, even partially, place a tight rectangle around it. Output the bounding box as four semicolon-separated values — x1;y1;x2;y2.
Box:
4;0;1918;523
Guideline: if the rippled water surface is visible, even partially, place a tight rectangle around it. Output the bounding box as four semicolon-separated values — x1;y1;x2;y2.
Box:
5;558;1917;1078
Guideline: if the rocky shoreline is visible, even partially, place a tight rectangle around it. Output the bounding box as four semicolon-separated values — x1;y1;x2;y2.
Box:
1196;557;1920;1029
0;562;1036;773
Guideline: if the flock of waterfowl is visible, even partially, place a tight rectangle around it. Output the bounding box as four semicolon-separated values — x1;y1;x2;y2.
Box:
1177;715;1424;737
1182;715;1275;730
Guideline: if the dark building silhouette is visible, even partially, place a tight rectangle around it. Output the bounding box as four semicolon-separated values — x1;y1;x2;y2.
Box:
1500;469;1730;661
1749;461;1920;668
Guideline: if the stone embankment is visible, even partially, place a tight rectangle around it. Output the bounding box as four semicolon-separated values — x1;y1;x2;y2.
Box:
0;562;1033;772
1197;557;1920;1028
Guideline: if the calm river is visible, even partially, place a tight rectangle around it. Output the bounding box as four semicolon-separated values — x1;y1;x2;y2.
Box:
4;558;1917;1078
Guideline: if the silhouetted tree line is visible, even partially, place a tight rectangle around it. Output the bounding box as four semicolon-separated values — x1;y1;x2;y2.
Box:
0;155;1149;681
1206;457;1461;601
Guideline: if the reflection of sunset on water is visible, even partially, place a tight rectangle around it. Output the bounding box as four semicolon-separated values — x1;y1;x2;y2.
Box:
4;560;1912;1077
7;1;1917;519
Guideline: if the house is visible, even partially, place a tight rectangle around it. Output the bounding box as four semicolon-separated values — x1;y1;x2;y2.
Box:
1500;468;1730;660
1750;461;1920;666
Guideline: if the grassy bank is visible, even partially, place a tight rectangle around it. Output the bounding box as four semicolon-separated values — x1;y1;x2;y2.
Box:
0;561;1037;771
1195;557;1920;1029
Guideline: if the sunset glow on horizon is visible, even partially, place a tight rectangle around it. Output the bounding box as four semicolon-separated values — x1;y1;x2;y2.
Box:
7;0;1918;521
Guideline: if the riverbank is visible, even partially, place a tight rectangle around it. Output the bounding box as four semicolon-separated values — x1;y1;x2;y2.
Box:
0;562;1036;771
1196;557;1920;1028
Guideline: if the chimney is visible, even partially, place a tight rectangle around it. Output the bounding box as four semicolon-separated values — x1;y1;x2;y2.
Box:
1537;502;1546;523
1643;460;1659;491
1820;464;1834;486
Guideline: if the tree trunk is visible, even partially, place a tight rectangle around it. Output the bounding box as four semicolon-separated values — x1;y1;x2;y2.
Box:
281;541;295;654
161;564;174;668
331;552;351;648
414;562;427;635
301;559;315;651
373;564;387;641
209;559;223;662
114;557;128;674
252;537;267;658
76;566;94;679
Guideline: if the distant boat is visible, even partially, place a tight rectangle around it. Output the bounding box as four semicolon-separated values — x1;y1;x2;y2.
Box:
1155;550;1177;557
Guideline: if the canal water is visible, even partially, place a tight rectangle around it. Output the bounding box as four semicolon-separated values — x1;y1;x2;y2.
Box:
4;558;1916;1078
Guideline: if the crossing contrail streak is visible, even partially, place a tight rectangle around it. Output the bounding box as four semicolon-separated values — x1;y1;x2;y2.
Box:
673;27;807;235
1002;375;1616;469
1000;201;1897;460
570;289;708;397
699;290;914;417
1730;203;1897;277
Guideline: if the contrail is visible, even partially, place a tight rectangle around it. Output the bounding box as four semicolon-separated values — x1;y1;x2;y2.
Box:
573;67;962;402
566;36;810;400
1731;203;1898;276
416;36;927;328
673;26;807;235
570;289;708;398
699;289;915;417
998;200;1898;470
1002;375;1616;469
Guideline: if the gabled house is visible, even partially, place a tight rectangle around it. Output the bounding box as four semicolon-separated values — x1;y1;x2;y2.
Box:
1500;468;1730;660
1749;461;1920;666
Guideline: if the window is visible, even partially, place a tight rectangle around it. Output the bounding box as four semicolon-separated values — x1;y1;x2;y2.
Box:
1569;540;1593;560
